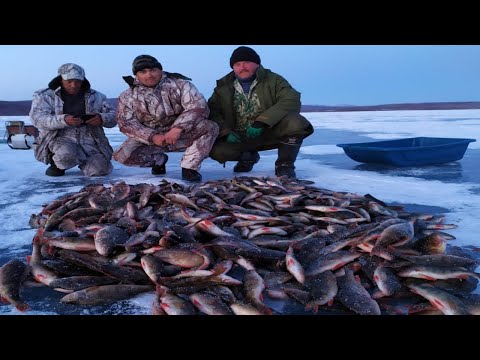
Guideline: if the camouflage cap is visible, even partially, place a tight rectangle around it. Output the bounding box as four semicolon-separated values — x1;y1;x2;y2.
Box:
58;63;85;81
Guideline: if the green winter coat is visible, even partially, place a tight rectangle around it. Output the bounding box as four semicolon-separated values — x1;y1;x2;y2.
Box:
208;65;302;138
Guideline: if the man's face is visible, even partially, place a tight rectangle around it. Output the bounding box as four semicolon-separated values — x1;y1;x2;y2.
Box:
61;79;83;95
233;61;259;79
136;68;162;88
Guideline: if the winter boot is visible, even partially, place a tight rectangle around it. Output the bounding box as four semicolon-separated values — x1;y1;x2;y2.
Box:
182;168;202;182
275;138;302;178
45;154;65;177
233;151;260;173
151;154;169;175
275;163;296;178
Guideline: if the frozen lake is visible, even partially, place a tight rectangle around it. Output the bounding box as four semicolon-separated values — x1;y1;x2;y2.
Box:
1;109;479;315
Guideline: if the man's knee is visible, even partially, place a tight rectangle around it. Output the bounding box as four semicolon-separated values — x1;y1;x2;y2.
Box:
194;119;219;139
210;142;243;163
53;153;78;169
82;155;113;176
206;120;220;138
209;142;227;163
272;112;314;139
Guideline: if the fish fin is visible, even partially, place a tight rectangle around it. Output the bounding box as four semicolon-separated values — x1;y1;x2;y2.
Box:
15;303;30;312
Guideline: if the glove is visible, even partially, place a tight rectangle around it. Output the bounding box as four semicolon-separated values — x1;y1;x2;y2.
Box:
246;121;266;139
226;132;241;143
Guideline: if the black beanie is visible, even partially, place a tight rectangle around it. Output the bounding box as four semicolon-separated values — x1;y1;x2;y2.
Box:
229;46;261;68
132;55;163;74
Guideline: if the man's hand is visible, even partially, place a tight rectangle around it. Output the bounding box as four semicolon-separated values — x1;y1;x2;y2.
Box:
226;132;241;143
152;134;167;146
164;127;183;145
85;114;103;127
64;115;83;127
246;121;266;139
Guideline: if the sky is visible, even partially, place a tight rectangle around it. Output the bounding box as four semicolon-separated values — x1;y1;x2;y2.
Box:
1;45;480;106
0;109;479;314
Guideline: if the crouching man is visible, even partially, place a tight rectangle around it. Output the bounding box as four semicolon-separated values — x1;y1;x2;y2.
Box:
208;46;314;178
30;63;116;177
112;55;218;182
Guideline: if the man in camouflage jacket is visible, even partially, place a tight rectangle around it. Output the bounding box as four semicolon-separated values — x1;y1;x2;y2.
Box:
208;46;314;178
30;63;116;177
113;55;219;182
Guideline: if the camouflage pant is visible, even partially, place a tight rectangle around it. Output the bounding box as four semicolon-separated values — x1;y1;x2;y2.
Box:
49;137;113;177
113;119;219;171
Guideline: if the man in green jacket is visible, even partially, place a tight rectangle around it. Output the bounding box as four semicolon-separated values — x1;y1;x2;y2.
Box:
208;46;314;178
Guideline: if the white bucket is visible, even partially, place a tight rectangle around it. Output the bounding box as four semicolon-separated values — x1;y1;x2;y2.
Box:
7;134;35;150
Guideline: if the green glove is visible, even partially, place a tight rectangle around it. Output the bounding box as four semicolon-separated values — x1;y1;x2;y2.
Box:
226;133;241;143
246;126;264;139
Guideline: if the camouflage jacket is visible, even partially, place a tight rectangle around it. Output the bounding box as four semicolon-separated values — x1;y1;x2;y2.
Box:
208;65;301;138
29;78;116;164
116;73;209;145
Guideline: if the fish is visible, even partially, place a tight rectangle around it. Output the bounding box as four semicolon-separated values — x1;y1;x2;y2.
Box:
305;251;362;277
165;193;199;211
152;247;205;268
49;276;117;293
243;270;272;314
398;265;480;281
44;236;96;252
336;268;381;315
189;292;233;315
110;181;131;203
29;229;60;286
156;286;196;315
230;302;267;315
397;254;477;268
406;282;470;315
61;284;154;305
141;255;171;284
373;266;402;296
304;270;338;312
373;221;414;249
26;175;478;316
0;259;30;311
94;225;130;256
286;246;305;284
247;226;288;239
57;249;150;284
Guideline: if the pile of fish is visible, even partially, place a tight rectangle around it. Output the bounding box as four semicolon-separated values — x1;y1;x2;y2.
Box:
1;176;479;315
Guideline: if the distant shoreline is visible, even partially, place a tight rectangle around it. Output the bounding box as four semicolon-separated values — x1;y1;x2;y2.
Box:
1;100;480;116
301;102;480;112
